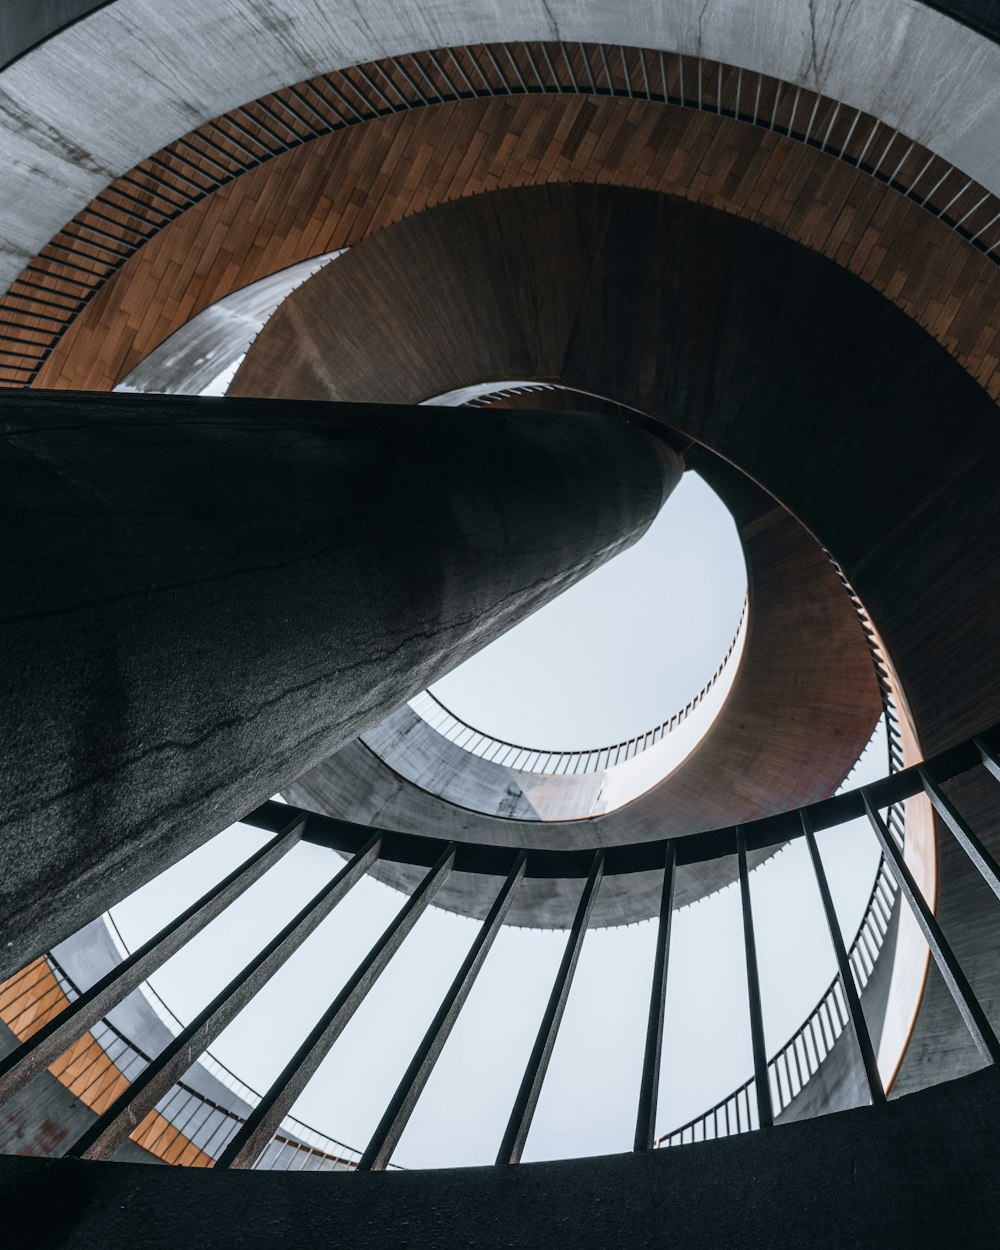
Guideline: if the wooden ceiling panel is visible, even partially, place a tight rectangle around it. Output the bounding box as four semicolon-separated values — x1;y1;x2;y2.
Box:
28;97;1000;400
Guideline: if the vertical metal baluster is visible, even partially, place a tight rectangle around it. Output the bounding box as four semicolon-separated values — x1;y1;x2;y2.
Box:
218;844;456;1169
634;841;677;1150
63;832;384;1161
975;736;1000;785
863;794;1000;1065
359;852;528;1171
497;851;604;1164
802;811;884;1105
737;827;774;1129
0;814;307;1107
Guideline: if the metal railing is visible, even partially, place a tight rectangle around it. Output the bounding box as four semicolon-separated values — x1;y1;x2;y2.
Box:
0;952;367;1169
657;558;908;1144
406;598;746;776
3;41;1000;389
1;727;998;1168
657;859;897;1144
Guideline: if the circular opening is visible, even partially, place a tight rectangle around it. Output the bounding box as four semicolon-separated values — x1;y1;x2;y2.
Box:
428;467;747;751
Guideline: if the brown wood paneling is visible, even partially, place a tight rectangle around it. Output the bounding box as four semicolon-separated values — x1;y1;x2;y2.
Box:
8;86;998;400
0;958;70;1040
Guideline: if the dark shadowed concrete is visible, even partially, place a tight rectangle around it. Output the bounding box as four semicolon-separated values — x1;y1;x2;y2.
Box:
3;1065;1000;1249
0;391;678;980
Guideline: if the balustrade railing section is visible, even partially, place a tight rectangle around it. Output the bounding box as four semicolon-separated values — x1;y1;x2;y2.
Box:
407;599;746;777
1;729;998;1170
0;950;368;1170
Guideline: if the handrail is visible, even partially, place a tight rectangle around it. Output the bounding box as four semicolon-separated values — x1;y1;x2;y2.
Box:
4;724;999;1170
656;860;898;1145
649;564;908;1145
243;723;997;878
404;599;747;776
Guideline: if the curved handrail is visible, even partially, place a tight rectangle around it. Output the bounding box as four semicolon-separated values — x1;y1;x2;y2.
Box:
5;42;1000;392
657;560;907;1144
245;721;994;877
4;725;997;1169
656;859;897;1145
406;597;747;776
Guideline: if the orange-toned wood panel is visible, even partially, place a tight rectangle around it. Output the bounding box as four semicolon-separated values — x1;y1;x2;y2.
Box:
47;1033;130;1116
34;95;1000;400
0;957;69;1040
132;1109;215;1167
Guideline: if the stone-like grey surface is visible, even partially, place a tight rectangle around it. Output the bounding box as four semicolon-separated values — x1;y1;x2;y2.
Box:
359;704;612;822
0;1;999;293
0;2;110;71
0;392;678;981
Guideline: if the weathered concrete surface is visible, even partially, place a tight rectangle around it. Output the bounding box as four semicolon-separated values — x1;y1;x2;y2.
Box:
0;391;678;980
0;2;110;70
4;1064;1000;1248
1;0;1000;297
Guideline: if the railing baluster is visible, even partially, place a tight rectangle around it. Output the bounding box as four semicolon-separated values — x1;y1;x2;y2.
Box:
496;850;604;1164
863;794;1000;1065
737;827;774;1129
0;815;307;1108
803;811;885;1105
919;766;1000;903
976;736;1000;784
358;851;528;1171
64;832;384;1161
634;841;677;1150
217;843;456;1169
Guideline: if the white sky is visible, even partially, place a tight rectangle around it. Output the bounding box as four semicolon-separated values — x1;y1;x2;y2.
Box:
431;470;747;747
108;469;888;1167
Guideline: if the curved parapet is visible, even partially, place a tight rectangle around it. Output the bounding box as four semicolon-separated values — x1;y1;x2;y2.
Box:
363;604;746;823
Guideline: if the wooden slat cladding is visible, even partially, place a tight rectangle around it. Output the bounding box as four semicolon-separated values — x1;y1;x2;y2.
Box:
32;94;1000;404
2;41;999;390
0;958;70;1041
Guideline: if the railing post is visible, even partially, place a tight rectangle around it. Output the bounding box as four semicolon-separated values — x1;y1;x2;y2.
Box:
634;840;676;1150
217;843;456;1169
63;831;384;1161
0;815;307;1109
801;811;885;1106
863;793;1000;1066
359;851;528;1171
919;767;1000;903
496;850;604;1164
975;736;1000;785
737;827;773;1129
